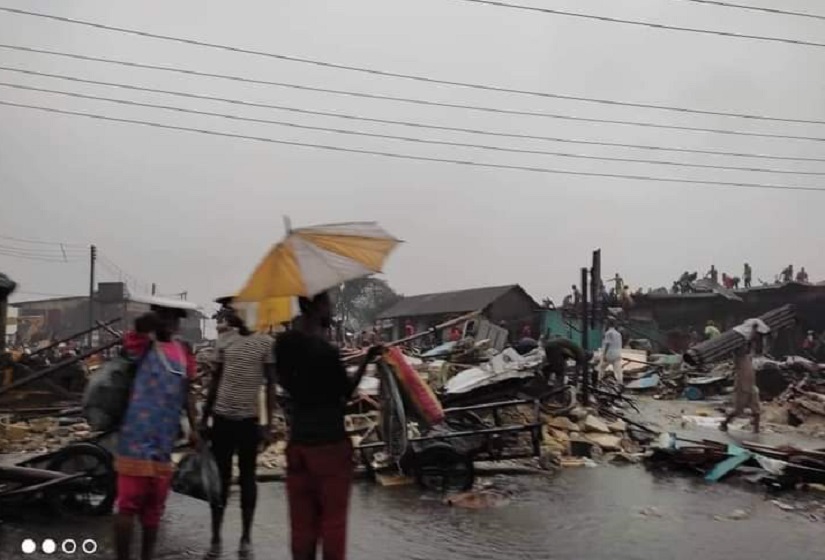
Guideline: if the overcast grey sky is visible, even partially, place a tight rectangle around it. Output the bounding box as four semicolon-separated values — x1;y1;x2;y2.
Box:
1;0;823;312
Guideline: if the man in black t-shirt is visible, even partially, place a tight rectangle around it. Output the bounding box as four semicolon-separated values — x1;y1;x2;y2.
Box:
275;292;380;560
543;336;586;387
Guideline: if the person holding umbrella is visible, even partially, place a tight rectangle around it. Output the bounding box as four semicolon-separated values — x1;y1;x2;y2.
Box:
235;220;402;560
276;292;382;560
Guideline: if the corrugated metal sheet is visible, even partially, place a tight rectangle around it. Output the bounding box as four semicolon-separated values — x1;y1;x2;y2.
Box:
376;285;521;319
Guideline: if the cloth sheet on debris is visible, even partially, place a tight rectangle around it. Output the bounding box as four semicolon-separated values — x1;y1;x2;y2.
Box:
732;318;771;339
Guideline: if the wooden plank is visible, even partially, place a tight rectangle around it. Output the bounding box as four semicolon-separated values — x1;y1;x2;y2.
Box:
0;464;68;482
0;472;85;498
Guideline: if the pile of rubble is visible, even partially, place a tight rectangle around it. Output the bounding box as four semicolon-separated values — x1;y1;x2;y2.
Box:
539;407;644;470
646;433;825;490
256;440;287;471
762;378;825;438
0;415;91;454
632;352;824;404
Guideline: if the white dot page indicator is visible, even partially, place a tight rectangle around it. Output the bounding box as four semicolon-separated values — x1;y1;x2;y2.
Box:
21;538;36;554
20;536;99;554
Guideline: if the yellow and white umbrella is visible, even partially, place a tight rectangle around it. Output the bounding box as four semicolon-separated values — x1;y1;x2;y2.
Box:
237;221;401;300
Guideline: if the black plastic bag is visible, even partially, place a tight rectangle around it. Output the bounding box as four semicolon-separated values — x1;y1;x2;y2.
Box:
172;447;222;505
82;356;135;432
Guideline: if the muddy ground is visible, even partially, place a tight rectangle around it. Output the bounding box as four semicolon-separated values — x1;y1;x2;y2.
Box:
1;397;824;560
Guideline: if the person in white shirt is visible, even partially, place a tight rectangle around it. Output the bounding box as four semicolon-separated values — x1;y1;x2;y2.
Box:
599;320;624;385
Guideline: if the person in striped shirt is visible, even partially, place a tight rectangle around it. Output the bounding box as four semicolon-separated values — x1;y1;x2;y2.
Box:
201;310;276;559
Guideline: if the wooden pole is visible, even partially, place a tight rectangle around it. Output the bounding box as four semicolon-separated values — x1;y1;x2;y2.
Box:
88;245;97;347
580;267;590;404
0;295;7;354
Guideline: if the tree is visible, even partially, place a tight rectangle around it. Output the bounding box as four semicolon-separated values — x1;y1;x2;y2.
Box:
331;277;401;332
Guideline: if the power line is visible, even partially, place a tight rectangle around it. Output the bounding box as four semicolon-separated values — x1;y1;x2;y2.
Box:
671;0;825;21
0;234;86;262
0;244;85;258
2;74;823;146
442;0;825;48
2;99;823;194
97;253;150;294
0;242;85;253
0;232;85;247
0;11;822;124
97;259;126;283
4;66;824;164
6;47;822;133
97;258;137;290
0;249;84;263
4;80;824;177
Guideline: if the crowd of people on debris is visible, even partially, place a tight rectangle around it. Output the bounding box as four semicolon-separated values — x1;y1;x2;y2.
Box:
562;273;637;310
560;264;816;303
677;262;812;293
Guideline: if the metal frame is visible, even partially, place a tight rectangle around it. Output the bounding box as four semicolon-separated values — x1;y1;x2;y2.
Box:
356;397;543;463
0;434;115;507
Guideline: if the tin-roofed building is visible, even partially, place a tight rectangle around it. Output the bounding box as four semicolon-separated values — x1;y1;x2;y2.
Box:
376;284;540;342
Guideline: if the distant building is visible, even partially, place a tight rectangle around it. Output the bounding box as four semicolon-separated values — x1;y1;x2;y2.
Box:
11;282;205;346
3;306;17;348
630;281;825;354
376;284;540;342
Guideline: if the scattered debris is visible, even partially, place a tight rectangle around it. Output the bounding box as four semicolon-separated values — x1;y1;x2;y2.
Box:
583;415;611;434
716;509;751;521
584;433;623;452
608;452;642;465
638;506;663;518
607;419;627;432
444;490;511;509
537;450;562;472
0;415;88;453
771;500;796;512
548;416;579;432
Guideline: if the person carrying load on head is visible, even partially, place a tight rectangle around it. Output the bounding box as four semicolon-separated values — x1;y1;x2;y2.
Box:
114;299;200;560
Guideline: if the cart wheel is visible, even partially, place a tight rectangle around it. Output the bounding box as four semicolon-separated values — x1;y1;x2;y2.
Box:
47;443;115;516
413;443;475;493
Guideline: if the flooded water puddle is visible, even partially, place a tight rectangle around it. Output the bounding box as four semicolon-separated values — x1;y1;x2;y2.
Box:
1;466;823;559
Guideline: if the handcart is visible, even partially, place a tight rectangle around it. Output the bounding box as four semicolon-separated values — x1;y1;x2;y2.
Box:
356;358;543;492
0;432;116;517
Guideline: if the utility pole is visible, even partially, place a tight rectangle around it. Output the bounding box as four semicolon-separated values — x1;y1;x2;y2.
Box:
88;245;96;347
580;267;589;405
151;283;157;296
0;273;16;354
590;249;602;390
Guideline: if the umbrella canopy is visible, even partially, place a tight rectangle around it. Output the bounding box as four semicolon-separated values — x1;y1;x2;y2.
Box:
237;222;401;300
